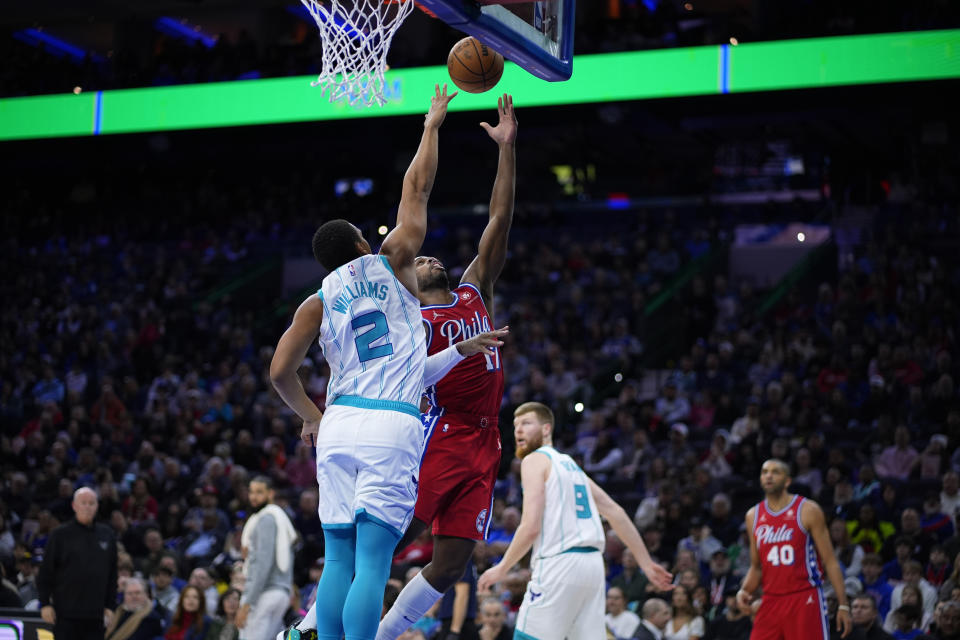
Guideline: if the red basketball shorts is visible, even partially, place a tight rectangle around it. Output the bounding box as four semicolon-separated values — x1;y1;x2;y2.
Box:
751;588;829;640
415;416;501;540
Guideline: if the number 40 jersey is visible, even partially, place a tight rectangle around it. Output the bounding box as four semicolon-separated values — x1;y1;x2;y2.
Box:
318;254;427;412
753;494;824;595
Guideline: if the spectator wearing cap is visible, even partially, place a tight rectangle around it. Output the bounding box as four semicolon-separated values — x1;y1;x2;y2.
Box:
874;427;919;481
852;593;893;640
655;379;691;427
14;549;40;606
921;495;955;543
706;548;733;609
38;487;118;640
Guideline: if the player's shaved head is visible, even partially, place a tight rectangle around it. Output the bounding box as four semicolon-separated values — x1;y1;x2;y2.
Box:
763;459;791;476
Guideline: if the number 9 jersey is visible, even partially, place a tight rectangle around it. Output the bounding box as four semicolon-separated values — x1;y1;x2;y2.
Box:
318;254;427;414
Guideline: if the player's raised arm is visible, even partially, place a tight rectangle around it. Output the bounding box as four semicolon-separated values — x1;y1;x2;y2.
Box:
804;500;853;638
269;296;325;444
736;507;762;613
462;94;517;309
477;452;549;592
586;477;673;591
381;84;457;294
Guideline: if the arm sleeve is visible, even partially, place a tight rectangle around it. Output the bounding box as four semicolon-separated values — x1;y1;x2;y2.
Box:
240;515;277;606
36;528;57;607
422;344;465;388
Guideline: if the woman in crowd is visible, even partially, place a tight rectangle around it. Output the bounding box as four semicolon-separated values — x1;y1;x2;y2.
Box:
165;585;211;640
664;584;705;640
205;588;241;640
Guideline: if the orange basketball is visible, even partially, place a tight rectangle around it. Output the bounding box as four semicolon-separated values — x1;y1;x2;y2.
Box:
447;37;504;94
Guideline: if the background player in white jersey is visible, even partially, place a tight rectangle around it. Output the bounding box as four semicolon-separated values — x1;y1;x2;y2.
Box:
269;85;458;640
477;402;673;639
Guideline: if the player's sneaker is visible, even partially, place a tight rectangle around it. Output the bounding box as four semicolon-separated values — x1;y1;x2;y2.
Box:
277;626;318;640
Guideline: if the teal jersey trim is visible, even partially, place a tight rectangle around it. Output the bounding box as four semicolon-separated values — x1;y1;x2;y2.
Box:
514;629;542;640
330;395;420;418
378;254;395;275
563;545;601;554
355;508;403;539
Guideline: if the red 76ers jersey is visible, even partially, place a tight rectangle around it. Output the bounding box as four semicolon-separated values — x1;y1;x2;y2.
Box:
421;283;504;420
754;495;823;595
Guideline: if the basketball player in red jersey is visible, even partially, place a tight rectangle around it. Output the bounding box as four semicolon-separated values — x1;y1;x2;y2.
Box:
737;459;853;640
377;94;516;640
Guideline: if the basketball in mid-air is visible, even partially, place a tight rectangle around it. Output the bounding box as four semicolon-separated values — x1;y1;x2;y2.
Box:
447;37;504;93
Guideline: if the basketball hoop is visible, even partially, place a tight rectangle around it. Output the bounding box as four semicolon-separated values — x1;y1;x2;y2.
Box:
299;0;414;106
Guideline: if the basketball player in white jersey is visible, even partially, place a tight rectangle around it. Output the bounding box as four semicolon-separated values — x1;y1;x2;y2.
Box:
477;402;673;639
269;85;503;640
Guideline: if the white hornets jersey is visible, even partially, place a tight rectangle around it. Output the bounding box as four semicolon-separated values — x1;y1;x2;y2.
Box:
318;254;426;418
532;446;605;561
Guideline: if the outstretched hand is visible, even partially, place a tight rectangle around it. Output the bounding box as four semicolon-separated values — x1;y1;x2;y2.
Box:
640;559;674;592
424;83;458;129
456;326;509;357
479;94;517;145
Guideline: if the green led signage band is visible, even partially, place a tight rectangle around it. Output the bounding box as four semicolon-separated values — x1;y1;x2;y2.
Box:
0;29;958;141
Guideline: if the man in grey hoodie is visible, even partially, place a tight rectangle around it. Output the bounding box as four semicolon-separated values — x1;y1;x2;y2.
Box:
237;476;296;640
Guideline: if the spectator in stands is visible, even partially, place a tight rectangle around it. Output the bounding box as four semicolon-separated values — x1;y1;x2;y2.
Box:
702;586;751;640
855;464;882;505
105;577;166;640
584;431;625;483
664;585;704;640
875;427;920;481
851;593;893;640
794;448;824;497
706;549;734;610
612;549;650;608
15;550;39;606
940;553;960;601
661;424;694;468
0;562;22;607
888;509;937;566
861;553;894;621
477;596;511;640
607;586;642;639
928;601;960;640
890;562;937;622
206;588;241;640
942;473;960;531
151;565;180;614
925;546;951;588
655;380;691;427
188;568;219;618
849;504;896;556
922;496;956;543
165;585;211;640
634;598;672;640
832;518;865;578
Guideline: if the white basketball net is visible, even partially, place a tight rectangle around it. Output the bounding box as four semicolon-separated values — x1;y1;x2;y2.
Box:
300;0;414;106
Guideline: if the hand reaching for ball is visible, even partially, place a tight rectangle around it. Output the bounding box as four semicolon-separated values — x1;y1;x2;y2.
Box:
480;94;517;146
424;83;457;130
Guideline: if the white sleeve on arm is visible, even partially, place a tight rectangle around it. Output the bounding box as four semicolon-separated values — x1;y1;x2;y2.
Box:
423;345;466;388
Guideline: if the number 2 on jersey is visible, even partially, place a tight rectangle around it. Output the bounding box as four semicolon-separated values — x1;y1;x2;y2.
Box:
352;311;394;362
573;483;592;519
765;544;795;566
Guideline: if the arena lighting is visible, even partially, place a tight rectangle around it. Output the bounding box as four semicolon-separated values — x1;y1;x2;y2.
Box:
2;29;959;141
12;28;103;64
378;225;389;236
574;402;585;413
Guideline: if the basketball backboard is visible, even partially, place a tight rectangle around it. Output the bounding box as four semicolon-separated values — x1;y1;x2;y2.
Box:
416;0;575;81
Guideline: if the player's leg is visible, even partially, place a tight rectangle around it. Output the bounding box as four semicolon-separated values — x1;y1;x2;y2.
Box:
342;514;402;640
422;536;477;590
394;516;430;553
513;557;579;639
749;593;789;640
566;553;607;640
314;525;356;640
783;588;830;640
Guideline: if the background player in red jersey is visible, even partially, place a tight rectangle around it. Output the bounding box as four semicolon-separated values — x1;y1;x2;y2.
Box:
737;459;853;640
377;94;517;640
